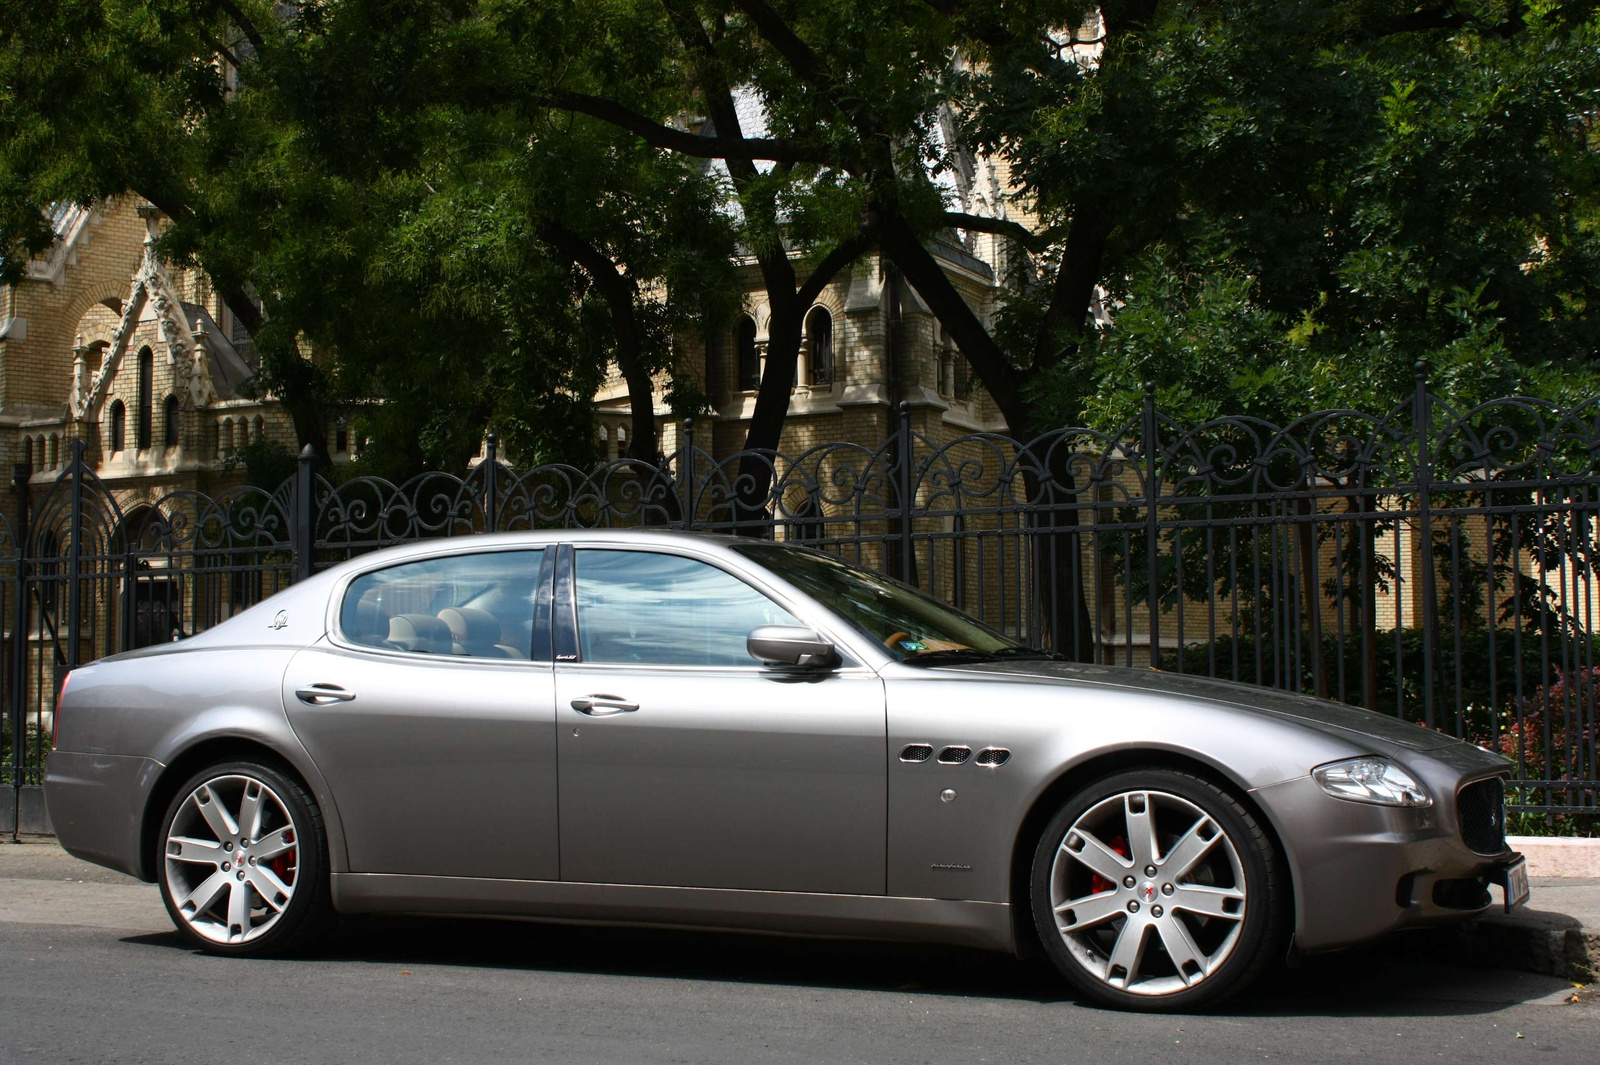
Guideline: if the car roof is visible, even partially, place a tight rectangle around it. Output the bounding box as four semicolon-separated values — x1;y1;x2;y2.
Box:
318;528;776;577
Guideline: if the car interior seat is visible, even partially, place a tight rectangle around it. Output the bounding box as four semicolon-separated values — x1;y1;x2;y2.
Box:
437;607;524;658
386;613;454;654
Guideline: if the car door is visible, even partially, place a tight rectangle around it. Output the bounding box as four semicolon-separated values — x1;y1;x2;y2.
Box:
554;544;887;895
283;546;559;880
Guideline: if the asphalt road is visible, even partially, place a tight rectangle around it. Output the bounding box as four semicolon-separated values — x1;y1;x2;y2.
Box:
1;843;1594;1064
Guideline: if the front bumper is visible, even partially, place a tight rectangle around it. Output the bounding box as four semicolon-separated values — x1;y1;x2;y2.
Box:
1255;772;1518;953
43;750;164;881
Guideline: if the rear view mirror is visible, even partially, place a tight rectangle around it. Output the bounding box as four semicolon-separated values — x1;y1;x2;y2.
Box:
747;625;837;669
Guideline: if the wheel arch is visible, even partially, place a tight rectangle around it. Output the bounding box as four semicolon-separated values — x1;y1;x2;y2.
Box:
1005;746;1296;959
138;736;319;882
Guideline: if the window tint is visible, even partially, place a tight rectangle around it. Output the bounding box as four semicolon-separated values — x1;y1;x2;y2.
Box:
574;550;798;666
340;550;544;659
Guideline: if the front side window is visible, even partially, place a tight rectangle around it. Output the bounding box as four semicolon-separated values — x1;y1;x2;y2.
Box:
574;549;798;667
340;549;544;658
732;542;1038;663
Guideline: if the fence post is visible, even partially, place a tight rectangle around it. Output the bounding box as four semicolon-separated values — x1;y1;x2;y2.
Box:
897;401;914;583
1414;361;1438;729
293;445;315;583
483;433;499;533
680;418;695;531
66;440;84;671
1143;383;1161;666
8;461;29;839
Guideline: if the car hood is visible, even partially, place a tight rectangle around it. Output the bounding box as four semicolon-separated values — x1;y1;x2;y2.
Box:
931;660;1473;755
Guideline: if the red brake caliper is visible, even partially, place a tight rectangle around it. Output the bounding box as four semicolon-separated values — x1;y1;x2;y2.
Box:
269;828;297;885
1089;834;1130;895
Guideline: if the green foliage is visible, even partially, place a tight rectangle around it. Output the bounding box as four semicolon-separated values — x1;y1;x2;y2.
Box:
980;1;1600;431
0;723;52;781
221;438;298;491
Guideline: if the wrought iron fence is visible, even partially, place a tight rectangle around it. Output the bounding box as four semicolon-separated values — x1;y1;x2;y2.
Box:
5;369;1598;834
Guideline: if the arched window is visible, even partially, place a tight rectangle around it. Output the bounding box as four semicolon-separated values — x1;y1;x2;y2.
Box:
136;347;154;450
615;425;627;457
805;307;834;386
163;395;180;448
109;400;126;453
253;415;265;443
22;437;32;470
47;435;59;470
335;418;348;453
737;316;760;391
222;418;235;454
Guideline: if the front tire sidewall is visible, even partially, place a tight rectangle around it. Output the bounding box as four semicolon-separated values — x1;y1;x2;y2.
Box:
1030;768;1283;1012
157;759;330;957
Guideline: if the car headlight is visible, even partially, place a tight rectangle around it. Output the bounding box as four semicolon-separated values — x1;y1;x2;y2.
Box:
1312;757;1433;807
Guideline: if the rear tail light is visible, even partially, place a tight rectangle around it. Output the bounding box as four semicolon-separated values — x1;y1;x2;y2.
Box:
52;670;72;748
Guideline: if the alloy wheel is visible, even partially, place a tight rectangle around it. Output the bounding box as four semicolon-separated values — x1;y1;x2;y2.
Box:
1048;789;1247;997
163;773;300;945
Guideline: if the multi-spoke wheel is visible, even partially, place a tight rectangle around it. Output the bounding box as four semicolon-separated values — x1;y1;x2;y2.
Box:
157;760;333;955
1031;768;1286;1011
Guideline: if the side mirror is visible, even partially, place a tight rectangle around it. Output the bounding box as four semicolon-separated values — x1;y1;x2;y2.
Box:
747;625;837;669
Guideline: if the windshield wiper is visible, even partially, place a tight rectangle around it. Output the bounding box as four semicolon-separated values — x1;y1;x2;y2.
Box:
901;649;1003;666
990;647;1066;661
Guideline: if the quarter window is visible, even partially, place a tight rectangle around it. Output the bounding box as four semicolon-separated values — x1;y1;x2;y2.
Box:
574;550;798;666
340;550;544;658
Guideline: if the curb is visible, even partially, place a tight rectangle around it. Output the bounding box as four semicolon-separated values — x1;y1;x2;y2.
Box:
1392;907;1596;983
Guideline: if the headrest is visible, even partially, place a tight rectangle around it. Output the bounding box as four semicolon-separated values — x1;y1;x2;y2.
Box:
387;613;452;653
353;594;386;639
437;607;500;647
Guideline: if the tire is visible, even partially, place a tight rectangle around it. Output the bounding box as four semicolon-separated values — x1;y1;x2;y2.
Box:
156;758;335;956
1029;767;1287;1012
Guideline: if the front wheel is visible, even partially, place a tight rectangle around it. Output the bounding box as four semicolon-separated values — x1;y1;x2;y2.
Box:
1030;768;1287;1011
157;759;334;955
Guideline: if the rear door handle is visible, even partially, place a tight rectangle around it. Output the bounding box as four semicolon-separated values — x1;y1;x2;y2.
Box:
296;684;356;705
570;695;638;716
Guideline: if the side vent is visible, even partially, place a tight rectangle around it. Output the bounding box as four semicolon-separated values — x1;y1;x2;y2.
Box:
899;743;934;763
975;747;1011;767
937;745;972;765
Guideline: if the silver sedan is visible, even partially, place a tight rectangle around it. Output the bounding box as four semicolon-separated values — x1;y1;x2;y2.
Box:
44;531;1527;1011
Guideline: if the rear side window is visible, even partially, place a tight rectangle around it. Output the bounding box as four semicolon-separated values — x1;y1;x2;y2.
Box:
340;550;544;659
573;549;798;666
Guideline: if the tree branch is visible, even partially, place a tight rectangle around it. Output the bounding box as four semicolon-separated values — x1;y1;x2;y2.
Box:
542;223;660;461
208;0;266;56
879;213;1028;434
729;0;836;96
1030;209;1112;374
941;211;1061;252
545;90;843;168
795;227;877;309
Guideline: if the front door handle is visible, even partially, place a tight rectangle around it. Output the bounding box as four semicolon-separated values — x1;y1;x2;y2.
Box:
570;695;638;716
295;684;357;705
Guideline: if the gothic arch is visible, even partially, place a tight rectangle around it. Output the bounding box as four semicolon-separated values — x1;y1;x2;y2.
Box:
60;280;132;339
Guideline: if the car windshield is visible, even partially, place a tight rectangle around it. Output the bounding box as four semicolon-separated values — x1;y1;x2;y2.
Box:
731;542;1047;663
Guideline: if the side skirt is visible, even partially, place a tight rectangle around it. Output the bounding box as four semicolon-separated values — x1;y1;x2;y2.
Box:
332;873;1015;953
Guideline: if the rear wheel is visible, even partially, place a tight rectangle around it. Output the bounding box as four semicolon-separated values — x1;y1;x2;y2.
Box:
1030;768;1286;1011
157;759;333;955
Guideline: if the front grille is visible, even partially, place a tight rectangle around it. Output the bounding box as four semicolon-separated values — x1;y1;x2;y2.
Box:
1457;776;1506;855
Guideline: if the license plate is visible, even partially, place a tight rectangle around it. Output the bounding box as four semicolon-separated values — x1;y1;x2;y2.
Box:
1501;856;1530;912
